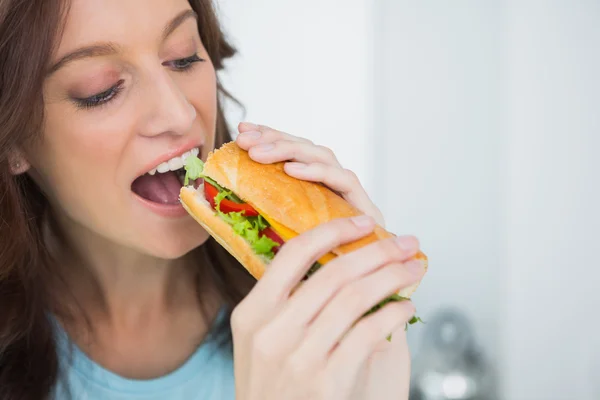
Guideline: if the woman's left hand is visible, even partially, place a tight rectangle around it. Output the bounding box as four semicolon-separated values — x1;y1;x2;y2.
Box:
235;122;412;399
235;122;385;227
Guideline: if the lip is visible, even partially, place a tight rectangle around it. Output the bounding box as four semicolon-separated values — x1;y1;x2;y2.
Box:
132;193;190;218
134;140;203;180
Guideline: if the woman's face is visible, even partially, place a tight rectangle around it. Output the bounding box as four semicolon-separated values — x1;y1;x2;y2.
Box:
26;0;216;259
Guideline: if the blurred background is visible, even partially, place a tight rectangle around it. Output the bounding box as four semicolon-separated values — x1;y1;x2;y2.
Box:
215;1;599;399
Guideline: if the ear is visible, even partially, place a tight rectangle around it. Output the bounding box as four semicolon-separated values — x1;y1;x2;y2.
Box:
8;148;30;175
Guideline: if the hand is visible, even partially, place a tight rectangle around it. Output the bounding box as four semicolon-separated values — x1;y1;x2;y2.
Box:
235;123;385;227
231;216;424;400
232;123;422;399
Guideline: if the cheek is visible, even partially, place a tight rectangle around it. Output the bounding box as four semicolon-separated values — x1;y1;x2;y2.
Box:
39;108;131;186
31;104;134;225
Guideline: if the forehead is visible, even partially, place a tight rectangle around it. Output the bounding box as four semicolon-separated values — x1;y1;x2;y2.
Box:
58;0;194;52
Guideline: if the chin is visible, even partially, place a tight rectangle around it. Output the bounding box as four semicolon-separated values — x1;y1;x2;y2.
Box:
137;218;211;260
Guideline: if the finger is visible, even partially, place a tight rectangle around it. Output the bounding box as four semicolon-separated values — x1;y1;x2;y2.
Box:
273;235;421;329
235;216;378;347
285;162;384;225
236;122;312;149
371;313;411;354
247;215;377;311
325;300;416;382
242;139;340;167
292;259;422;360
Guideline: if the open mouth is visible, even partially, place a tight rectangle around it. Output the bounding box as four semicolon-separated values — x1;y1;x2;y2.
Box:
131;147;201;205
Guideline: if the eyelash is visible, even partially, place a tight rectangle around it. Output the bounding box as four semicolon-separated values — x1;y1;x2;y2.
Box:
73;53;205;110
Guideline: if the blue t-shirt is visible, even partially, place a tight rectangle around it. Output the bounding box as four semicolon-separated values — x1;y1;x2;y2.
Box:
50;310;235;400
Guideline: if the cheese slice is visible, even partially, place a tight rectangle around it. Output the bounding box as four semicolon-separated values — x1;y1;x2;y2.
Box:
258;212;337;265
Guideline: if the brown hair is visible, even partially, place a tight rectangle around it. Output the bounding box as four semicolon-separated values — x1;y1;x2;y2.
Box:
0;1;252;398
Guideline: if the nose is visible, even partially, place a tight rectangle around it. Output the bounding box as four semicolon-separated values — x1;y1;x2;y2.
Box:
139;70;197;138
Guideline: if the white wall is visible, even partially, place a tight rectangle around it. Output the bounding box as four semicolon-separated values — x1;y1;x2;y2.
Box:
503;1;600;399
215;0;375;193
215;1;599;398
373;0;506;364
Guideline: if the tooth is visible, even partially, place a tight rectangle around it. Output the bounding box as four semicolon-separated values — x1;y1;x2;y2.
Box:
181;152;192;165
157;162;169;173
190;148;199;156
168;157;184;170
149;168;157;175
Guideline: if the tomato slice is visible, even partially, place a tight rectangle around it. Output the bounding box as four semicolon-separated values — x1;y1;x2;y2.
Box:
204;181;259;217
261;227;284;246
260;227;284;253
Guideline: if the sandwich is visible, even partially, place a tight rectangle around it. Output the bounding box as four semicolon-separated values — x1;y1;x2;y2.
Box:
179;142;427;329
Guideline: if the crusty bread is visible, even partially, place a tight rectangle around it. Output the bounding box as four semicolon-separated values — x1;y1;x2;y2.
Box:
180;141;427;297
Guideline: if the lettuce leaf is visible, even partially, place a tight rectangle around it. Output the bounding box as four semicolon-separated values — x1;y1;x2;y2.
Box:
361;293;424;341
252;235;279;257
183;155;243;203
183;155;204;186
305;262;322;279
211;181;279;260
364;293;410;316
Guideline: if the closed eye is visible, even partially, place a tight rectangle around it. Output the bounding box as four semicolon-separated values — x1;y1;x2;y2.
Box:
71;54;205;110
164;53;205;71
73;79;125;110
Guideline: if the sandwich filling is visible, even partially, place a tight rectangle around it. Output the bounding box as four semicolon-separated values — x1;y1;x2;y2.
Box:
182;155;287;263
182;155;422;330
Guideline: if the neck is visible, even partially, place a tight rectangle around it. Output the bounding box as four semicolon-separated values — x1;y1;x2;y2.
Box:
48;212;206;328
45;211;224;380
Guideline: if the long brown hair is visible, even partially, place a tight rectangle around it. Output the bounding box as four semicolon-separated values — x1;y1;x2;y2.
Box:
0;1;252;398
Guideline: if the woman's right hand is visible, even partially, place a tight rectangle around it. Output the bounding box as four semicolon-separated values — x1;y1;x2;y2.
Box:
231;215;424;400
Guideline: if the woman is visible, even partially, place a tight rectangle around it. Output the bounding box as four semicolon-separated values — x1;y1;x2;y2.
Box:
0;0;424;399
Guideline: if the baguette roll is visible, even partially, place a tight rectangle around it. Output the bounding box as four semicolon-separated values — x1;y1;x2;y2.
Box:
180;142;427;298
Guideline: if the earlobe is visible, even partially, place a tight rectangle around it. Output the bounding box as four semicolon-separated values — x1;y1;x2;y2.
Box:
8;150;30;175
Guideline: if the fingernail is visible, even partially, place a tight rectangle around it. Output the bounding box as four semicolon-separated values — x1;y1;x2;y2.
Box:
351;215;374;228
253;143;274;152
241;130;261;139
286;162;307;170
395;236;419;253
241;122;259;130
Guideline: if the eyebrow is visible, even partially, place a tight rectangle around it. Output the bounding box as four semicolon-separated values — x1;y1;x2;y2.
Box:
47;9;199;75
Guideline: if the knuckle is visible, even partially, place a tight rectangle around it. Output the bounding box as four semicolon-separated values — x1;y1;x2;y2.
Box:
318;145;336;159
356;318;385;346
230;304;250;333
343;168;360;184
252;330;280;362
284;233;312;252
313;262;351;293
377;238;405;263
285;353;313;377
319;219;350;241
385;263;412;289
338;283;366;314
257;124;271;132
338;216;362;234
321;263;348;287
